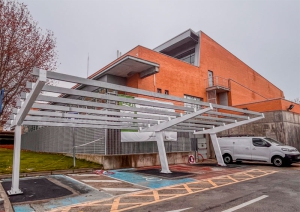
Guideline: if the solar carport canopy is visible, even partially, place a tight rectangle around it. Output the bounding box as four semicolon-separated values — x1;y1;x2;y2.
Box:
7;68;264;195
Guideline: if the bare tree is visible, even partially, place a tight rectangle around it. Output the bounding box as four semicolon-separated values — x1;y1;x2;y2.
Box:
0;0;57;125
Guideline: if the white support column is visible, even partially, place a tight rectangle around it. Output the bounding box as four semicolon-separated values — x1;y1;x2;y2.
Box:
7;125;23;195
155;131;171;173
8;68;46;196
210;133;226;167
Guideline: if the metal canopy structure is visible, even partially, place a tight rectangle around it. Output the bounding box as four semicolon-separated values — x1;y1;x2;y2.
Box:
7;68;264;195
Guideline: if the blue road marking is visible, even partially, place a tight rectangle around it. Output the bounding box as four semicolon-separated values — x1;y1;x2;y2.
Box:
111;170;195;189
14;204;34;212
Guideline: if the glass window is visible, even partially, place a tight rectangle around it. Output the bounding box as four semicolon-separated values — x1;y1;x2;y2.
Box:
264;137;283;146
253;138;270;147
165;90;169;95
157;88;162;93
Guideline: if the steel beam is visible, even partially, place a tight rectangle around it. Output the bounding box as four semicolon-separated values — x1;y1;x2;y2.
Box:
24;116;147;127
141;104;213;132
27;110;157;124
32;69;262;116
194;114;264;134
22;121;139;130
36;95;178;117
41;85;194;112
32;69;212;108
31;103;170;121
12;69;46;126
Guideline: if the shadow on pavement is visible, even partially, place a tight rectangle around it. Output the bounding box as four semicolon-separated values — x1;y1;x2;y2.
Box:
1;177;73;203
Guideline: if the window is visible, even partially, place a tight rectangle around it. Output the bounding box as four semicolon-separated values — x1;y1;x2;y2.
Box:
165;90;169;95
157;88;162;93
175;48;196;65
252;138;270;147
184;94;203;110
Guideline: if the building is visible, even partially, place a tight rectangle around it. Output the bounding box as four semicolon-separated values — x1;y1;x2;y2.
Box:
21;29;300;165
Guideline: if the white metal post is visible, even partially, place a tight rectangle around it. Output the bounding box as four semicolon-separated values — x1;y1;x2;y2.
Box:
155;131;171;173
210;133;226;166
72;127;76;167
8;125;23;195
8;68;46;196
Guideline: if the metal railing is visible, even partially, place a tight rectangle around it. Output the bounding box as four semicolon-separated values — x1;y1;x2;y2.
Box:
204;76;229;88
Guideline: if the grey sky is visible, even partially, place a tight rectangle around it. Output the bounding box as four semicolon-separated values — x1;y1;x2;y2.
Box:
22;0;300;100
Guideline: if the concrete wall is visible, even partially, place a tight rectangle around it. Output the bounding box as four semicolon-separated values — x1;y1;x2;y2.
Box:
70;151;193;170
218;111;300;150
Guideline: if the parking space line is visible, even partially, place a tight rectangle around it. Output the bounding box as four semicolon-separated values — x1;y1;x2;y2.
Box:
222;195;269;212
227;175;239;182
111;197;120;211
64;175;100;191
50;169;277;212
207;179;218;187
153;190;160;201
183;184;192;193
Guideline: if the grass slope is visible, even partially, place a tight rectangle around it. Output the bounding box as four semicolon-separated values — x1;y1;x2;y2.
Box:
0;148;102;174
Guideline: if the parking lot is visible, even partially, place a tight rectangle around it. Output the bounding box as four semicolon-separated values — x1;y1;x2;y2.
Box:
2;162;299;212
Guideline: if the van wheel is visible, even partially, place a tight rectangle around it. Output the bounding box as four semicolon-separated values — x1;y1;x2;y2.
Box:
223;154;232;164
272;156;283;167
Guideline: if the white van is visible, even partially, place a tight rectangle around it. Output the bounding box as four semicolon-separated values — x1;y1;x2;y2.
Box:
218;136;300;167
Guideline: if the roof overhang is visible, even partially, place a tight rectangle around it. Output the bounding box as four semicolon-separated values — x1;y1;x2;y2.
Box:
154;29;199;55
94;56;159;79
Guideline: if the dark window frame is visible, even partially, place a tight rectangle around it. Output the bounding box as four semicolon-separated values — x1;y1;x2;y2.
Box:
252;138;270;147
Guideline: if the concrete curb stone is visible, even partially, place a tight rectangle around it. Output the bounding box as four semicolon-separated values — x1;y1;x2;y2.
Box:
0;183;14;212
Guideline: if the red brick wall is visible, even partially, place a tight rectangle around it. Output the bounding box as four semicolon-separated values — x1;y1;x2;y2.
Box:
128;46;204;100
235;99;300;114
199;32;284;105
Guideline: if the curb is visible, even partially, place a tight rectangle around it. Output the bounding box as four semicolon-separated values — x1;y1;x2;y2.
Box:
0;167;102;179
0;183;14;212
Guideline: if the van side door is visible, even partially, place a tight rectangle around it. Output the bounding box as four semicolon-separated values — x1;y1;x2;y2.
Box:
251;138;271;162
233;138;252;160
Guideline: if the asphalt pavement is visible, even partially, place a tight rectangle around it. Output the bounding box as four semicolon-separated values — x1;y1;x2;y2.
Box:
132;169;300;212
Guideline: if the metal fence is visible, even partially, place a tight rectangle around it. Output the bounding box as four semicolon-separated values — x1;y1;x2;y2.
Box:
21;127;200;155
21;127;106;154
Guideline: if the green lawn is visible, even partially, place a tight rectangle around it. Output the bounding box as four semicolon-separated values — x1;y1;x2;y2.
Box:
0;148;102;174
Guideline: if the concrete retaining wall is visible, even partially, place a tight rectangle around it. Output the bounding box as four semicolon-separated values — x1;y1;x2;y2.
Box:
69;151;193;170
218;111;300;150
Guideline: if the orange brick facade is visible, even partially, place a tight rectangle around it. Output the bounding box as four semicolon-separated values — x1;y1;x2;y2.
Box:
91;31;298;115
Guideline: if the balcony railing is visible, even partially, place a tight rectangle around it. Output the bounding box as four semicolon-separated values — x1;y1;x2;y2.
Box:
204;76;229;89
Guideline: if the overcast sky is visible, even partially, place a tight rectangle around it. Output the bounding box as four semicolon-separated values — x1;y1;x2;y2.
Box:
22;0;300;100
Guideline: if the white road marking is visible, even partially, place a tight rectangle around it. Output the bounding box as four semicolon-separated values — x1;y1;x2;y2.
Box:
69;174;99;177
82;180;120;183
101;188;142;192
165;207;192;212
222;195;269;212
64;175;99;191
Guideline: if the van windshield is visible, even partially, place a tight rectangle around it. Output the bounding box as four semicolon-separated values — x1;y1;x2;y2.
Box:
264;137;284;146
